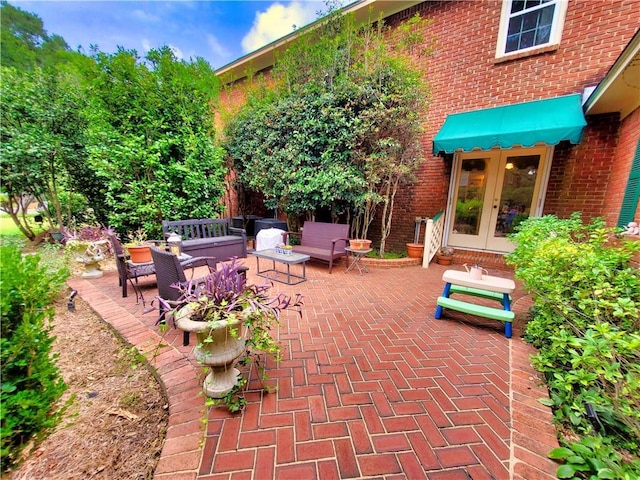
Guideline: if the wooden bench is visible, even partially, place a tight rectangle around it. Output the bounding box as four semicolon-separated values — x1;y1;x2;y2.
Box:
162;218;247;264
435;269;516;338
283;221;349;273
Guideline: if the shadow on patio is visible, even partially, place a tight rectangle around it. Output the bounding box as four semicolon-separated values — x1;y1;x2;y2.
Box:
68;257;559;480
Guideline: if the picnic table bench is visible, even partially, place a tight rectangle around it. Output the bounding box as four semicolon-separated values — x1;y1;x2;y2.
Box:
435;269;516;338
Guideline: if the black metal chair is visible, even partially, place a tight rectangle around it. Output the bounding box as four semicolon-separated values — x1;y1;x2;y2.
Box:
150;246;217;346
108;234;156;300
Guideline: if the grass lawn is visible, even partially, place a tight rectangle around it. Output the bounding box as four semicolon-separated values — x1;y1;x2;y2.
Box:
0;214;32;240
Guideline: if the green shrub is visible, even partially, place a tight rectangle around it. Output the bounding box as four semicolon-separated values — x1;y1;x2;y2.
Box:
507;214;640;478
0;244;70;472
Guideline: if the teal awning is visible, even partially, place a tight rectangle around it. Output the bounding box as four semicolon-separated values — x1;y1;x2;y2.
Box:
433;94;587;154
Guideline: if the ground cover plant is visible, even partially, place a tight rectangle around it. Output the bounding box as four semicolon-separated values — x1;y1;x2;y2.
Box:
506;213;640;478
0;243;70;472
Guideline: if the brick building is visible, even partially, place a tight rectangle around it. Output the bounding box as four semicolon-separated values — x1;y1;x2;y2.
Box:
217;0;639;259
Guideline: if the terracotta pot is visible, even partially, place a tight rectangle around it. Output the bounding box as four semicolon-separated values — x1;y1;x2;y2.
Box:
435;253;453;265
174;304;245;399
127;244;152;263
406;243;424;259
350;239;372;251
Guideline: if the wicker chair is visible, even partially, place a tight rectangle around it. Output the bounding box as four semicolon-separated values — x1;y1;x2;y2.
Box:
150;247;218;346
108;234;157;299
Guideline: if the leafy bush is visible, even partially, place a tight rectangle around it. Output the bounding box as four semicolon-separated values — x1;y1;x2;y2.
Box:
507;214;640;478
0;244;70;472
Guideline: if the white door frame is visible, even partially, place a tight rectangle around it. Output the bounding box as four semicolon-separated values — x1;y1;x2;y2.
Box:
442;145;554;253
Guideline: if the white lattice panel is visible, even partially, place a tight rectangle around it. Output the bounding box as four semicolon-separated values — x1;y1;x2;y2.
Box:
422;211;444;268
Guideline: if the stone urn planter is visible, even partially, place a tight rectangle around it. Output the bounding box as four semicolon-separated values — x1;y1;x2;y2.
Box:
71;239;109;278
154;258;303;410
174;303;245;398
77;256;105;278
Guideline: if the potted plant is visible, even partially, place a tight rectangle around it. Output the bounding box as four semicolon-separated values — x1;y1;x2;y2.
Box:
155;259;303;411
406;243;424;259
435;246;455;265
349;239;372;251
126;228;153;263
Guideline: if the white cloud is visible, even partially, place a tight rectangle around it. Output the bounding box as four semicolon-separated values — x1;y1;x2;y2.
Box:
169;44;184;60
241;1;318;54
207;34;230;58
131;9;160;23
142;38;152;52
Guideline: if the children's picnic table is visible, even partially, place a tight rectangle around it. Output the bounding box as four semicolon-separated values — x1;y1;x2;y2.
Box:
435;269;516;338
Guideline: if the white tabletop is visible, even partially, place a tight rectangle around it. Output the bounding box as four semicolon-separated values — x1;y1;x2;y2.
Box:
442;269;515;294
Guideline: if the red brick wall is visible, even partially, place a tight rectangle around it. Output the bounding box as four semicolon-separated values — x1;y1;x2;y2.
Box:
379;0;638;250
544;114;620;221
219;0;639;251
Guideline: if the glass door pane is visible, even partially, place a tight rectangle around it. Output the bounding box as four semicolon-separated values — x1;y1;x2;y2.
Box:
453;158;488;236
493;154;540;237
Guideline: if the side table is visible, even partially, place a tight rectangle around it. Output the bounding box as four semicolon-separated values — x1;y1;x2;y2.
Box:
345;247;372;275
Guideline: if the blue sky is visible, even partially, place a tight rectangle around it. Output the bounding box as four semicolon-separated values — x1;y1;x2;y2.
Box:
11;1;342;70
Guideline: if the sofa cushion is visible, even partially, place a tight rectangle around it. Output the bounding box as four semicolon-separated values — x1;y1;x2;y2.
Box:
183;236;243;248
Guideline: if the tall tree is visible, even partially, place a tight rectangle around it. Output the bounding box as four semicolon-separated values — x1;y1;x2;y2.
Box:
0;66;89;239
0;1;70;70
83;47;226;238
225;9;431;255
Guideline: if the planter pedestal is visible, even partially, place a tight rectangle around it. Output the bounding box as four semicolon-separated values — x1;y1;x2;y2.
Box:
80;259;104;278
175;305;245;398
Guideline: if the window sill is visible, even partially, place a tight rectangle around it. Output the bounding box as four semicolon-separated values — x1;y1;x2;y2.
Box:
494;44;559;64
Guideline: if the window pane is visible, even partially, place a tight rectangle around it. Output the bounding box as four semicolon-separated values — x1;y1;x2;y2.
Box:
520;30;535;49
524;0;543;10
536;25;551;44
522;11;539;30
511;1;526;14
508;16;523;35
506;34;520;53
540;4;555;25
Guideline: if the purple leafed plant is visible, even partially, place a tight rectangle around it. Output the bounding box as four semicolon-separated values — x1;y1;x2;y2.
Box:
155;258;303;326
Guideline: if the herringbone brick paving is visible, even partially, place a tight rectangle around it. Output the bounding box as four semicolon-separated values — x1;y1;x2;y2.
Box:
68;258;559;480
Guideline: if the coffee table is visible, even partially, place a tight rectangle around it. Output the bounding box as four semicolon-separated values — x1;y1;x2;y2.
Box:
251;249;311;285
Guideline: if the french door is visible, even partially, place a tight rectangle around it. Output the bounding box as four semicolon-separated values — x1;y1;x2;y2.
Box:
446;147;551;253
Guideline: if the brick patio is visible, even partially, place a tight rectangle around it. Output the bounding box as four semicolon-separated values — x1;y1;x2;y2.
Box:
68;257;559;480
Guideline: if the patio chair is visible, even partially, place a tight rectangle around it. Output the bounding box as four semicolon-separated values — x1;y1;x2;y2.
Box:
109;234;156;299
150;246;218;346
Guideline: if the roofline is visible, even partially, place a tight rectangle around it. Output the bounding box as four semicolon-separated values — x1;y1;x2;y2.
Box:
215;0;423;83
584;28;640;117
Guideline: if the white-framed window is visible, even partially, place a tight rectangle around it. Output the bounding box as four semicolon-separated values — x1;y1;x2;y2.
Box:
495;0;568;57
